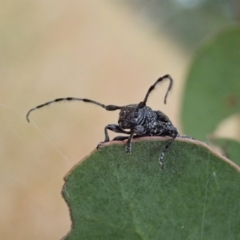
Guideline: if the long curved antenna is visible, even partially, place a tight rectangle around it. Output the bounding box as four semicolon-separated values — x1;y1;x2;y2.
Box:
135;74;173;111
26;97;122;122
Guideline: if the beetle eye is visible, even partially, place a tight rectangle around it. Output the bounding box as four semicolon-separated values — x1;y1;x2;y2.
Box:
134;112;139;118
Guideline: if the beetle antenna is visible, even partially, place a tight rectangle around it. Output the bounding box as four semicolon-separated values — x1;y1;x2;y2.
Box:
26;97;122;122
135;75;173;111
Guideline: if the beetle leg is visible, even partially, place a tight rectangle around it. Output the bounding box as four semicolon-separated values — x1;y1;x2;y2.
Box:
159;136;177;170
125;130;135;154
113;135;142;141
178;135;195;140
97;124;130;149
112;136;129;141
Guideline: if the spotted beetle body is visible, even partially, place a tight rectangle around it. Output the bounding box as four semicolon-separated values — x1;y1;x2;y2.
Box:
118;105;177;137
26;74;187;169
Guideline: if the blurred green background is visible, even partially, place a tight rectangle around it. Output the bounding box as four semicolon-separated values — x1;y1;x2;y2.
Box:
0;1;239;239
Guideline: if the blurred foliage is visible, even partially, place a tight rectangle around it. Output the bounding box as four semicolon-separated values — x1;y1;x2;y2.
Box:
124;0;238;51
62;139;240;239
210;137;240;166
181;27;240;140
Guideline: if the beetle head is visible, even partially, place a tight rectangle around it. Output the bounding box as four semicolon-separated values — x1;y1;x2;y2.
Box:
118;104;142;129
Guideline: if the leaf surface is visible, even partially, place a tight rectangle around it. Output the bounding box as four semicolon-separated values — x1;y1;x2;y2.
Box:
62;137;240;240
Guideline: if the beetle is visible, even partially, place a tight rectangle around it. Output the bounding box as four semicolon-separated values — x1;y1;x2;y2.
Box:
26;74;185;169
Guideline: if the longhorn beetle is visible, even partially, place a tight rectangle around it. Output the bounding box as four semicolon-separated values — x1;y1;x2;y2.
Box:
27;74;186;170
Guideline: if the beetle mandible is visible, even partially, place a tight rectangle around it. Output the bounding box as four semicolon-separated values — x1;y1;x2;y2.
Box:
26;74;185;169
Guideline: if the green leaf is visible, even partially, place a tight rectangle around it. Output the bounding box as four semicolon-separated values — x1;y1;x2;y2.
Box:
182;27;240;140
210;137;240;166
62;138;240;240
